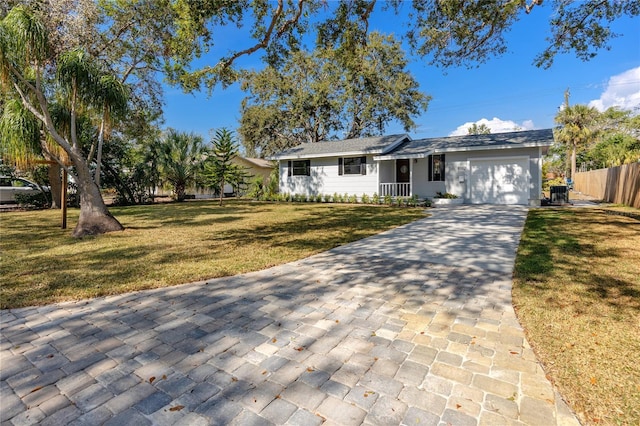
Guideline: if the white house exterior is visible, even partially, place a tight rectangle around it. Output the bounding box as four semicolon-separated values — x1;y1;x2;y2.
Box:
270;130;554;205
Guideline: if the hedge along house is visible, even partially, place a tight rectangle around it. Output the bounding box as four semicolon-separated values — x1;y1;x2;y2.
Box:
269;129;554;205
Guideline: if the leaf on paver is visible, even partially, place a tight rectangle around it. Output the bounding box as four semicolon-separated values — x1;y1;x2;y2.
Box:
590;377;597;385
374;357;379;361
262;370;268;375
149;377;156;384
272;338;277;343
275;394;281;399
46;354;54;358
420;332;425;335
198;348;204;352
295;347;304;352
307;367;314;372
363;391;375;398
510;351;518;355
231;377;238;382
169;405;185;412
371;332;376;336
335;320;339;323
29;386;43;394
456;404;462;409
162;375;167;380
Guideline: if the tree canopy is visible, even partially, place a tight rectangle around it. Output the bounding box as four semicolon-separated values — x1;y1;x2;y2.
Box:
239;31;429;156
156;0;640;91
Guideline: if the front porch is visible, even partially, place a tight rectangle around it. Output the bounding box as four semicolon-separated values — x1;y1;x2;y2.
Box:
378;158;412;197
379;182;411;197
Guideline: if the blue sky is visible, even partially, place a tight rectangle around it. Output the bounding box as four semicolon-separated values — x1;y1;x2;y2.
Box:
162;3;640;149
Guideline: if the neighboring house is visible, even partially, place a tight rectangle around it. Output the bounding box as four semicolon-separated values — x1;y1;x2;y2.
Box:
269;129;554;205
155;156;274;198
223;157;274;195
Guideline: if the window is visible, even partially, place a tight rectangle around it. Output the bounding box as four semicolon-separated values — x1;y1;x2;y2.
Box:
288;160;310;176
428;154;445;181
338;156;367;175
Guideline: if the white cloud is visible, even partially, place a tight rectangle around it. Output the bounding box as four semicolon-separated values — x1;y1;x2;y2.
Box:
448;117;535;136
588;66;640;112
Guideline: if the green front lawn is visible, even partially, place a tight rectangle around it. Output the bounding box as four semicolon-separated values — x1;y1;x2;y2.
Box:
0;200;427;309
513;208;640;425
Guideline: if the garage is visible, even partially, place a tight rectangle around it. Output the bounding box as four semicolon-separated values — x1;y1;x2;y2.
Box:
470;157;530;204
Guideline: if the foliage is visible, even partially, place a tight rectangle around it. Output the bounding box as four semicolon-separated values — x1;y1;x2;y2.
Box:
467;123;491;135
152;0;638;91
157;129;207;202
393;0;639;69
0;5;125;236
203;128;247;206
587;133;640;168
13;191;50;209
550;103;640;174
542;177;566;192
434;192;459;199
554;92;601;178
240;32;429;156
248;175;265;200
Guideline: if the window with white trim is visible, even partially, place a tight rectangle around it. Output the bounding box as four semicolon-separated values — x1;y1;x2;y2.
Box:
338;156;367;175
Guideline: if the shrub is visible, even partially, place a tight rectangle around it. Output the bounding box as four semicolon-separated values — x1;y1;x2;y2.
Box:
348;194;358;204
324;193;332;203
372;192;380;204
343;193;349;203
408;195;418;207
14;192;50;209
333;192;341;203
435;192;459;199
384;194;392;205
543;177;566;192
315;194;323;203
361;194;370;204
248;175;265;200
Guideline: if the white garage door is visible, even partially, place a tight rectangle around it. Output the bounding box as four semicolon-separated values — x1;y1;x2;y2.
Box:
470;158;530;204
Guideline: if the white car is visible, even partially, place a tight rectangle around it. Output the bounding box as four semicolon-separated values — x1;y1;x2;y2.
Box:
0;176;49;204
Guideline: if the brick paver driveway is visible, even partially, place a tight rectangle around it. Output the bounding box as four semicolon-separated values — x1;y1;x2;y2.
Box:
1;205;579;425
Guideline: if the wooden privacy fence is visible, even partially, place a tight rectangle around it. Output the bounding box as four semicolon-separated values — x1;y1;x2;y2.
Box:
574;163;640;208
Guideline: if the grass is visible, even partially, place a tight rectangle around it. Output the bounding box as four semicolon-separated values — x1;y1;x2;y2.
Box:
0;200;427;309
513;208;640;425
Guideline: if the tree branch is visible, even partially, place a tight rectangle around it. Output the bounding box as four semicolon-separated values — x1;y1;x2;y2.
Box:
220;0;308;71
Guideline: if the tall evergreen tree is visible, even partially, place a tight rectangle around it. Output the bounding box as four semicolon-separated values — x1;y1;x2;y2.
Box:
204;129;245;206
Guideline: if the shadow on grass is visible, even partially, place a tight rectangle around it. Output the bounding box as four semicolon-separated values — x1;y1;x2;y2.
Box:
514;208;640;314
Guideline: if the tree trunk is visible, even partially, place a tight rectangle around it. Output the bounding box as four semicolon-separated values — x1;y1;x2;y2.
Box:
175;182;186;202
46;160;62;209
219;177;225;206
71;148;123;237
571;144;577;180
95;117;105;188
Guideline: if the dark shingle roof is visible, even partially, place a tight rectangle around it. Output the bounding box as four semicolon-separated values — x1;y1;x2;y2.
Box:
377;129;554;159
269;134;410;159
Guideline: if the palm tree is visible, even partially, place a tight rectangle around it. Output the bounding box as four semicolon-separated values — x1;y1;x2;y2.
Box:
158;129;207;202
89;74;129;188
0;6;123;236
0;96;65;208
554;91;600;179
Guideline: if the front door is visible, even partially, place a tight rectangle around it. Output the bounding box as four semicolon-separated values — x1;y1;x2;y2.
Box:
396;159;410;183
